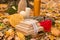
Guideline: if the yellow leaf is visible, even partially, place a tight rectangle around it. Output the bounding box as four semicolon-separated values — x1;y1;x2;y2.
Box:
8;14;24;27
49;35;55;40
16;31;25;40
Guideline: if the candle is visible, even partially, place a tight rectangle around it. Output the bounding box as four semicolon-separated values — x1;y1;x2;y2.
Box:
34;0;41;16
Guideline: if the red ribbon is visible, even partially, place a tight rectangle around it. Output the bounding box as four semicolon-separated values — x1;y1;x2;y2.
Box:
39;20;52;32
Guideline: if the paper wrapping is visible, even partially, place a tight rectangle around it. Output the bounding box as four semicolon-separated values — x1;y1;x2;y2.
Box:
15;19;43;36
